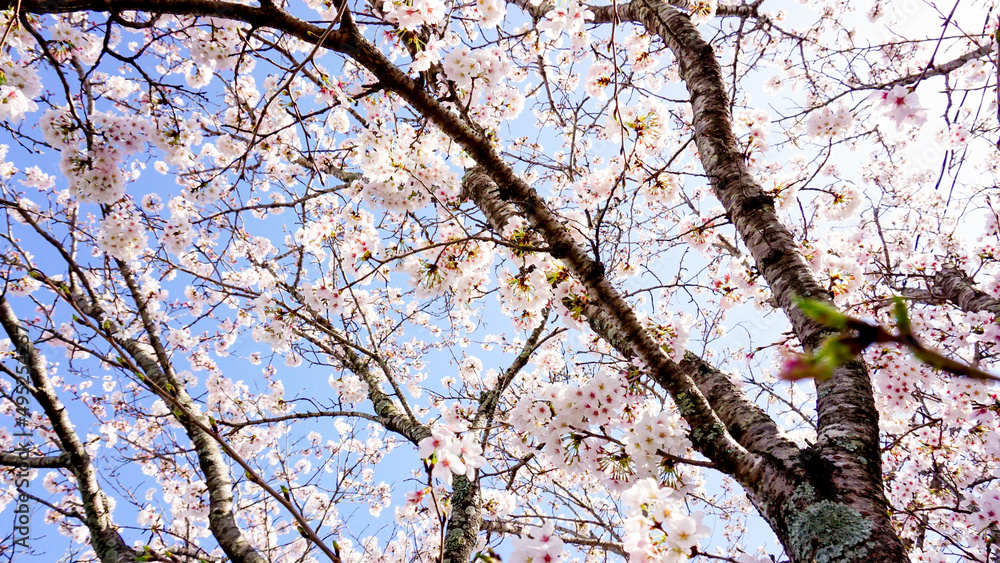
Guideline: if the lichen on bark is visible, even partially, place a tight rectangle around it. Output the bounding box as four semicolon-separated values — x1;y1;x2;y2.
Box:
787;500;874;563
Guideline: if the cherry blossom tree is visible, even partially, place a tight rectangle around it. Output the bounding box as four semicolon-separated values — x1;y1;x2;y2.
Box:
0;0;998;562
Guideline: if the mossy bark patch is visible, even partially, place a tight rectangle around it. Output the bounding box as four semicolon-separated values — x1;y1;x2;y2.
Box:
787;501;874;563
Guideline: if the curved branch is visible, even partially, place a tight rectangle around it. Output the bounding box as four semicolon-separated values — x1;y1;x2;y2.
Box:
461;168;799;466
882;44;993;90
460;169;760;481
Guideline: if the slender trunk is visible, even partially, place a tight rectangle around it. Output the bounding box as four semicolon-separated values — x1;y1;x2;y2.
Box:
65;266;269;563
0;299;139;563
279;281;490;563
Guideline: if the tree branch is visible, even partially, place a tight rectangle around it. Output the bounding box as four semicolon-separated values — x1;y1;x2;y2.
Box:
0;451;70;468
460;168;799;466
460;169;761;483
903;266;1000;316
481;519;627;557
32;263;269;563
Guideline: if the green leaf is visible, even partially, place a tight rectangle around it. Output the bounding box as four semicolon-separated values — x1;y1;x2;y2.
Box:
780;333;867;382
793;295;848;330
909;346;1000;382
816;335;856;367
892;296;911;336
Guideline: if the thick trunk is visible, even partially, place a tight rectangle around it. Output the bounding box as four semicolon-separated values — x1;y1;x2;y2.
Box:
461;167;902;563
441;475;483;563
608;3;905;561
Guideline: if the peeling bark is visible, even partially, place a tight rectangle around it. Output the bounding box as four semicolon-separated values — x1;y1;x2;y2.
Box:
442;475;483;563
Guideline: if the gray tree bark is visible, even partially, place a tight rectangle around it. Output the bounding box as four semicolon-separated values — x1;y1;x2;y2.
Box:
903;266;1000;316
0;299;140;563
4;0;925;561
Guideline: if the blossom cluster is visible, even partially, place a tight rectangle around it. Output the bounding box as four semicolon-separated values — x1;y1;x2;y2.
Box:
536;1;594;45
509;521;565;563
417;423;487;486
382;0;445;31
622;478;712;562
510;369;694;484
41;108;154;206
805;104;855;138
98;206;148;262
870;85;927;130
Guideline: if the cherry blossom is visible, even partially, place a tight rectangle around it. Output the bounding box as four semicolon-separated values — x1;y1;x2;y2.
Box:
871;85;928;130
0;2;998;563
